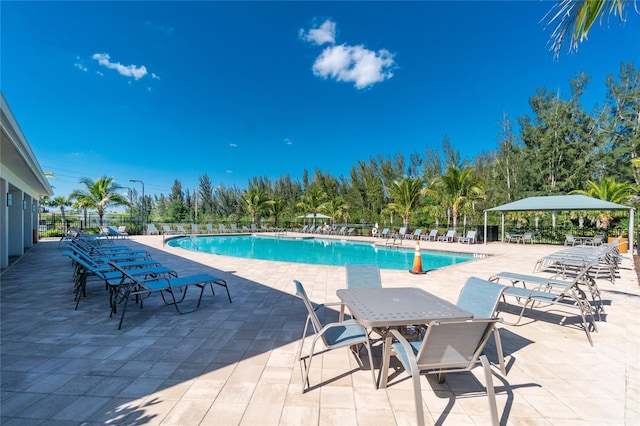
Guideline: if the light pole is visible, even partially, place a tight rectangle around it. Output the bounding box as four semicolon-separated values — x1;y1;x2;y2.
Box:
129;179;145;233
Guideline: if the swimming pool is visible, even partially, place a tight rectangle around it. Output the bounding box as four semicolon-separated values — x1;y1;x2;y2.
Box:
167;235;477;271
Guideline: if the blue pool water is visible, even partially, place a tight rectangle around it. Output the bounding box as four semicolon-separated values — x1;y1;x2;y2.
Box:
167;235;476;271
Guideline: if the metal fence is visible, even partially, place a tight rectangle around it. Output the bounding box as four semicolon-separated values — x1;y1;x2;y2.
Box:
37;212;139;237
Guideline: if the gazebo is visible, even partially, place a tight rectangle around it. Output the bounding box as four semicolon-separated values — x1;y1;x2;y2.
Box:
483;194;635;249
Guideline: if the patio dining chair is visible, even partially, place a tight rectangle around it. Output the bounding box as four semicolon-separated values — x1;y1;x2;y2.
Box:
521;232;534;244
383;318;501;426
564;234;578;246
456;277;507;375
345;264;382;289
294;280;376;392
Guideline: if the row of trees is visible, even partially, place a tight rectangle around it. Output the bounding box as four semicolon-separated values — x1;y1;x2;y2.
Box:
43;63;639;235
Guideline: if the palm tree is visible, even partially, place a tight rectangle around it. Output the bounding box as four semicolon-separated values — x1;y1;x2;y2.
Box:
70;176;129;226
544;0;635;57
570;177;636;227
433;165;484;230
321;196;348;225
244;187;270;224
267;196;288;228
386;177;426;228
48;195;73;229
297;187;327;225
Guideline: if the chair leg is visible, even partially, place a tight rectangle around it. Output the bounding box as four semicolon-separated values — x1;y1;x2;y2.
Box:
296;318;312;392
302;336;321;392
493;328;506;376
480;355;500;426
363;338;377;389
411;369;425;426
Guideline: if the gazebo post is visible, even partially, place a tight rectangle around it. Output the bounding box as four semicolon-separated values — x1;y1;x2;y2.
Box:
483;211;488;245
629;208;635;253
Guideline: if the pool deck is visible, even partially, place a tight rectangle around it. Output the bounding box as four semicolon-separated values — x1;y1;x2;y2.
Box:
1;233;638;425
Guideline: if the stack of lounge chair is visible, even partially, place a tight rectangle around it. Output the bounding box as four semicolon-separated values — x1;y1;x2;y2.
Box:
62;232;231;329
485;240;623;345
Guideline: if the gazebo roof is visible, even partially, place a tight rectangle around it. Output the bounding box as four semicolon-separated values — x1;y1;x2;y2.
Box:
485;194;632;212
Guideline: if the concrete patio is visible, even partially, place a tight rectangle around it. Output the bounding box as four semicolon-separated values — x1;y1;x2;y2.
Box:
1;234;638;425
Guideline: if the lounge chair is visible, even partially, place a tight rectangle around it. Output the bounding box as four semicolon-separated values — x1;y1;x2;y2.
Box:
67;238;151;261
385;227;407;247
230;224;238;232
294;280;376;392
147;224;160;235
337;226;347;235
176;224;188;234
533;243;619;282
191;224;200;234
206;224;215;233
63;251;176;310
410;228;423;240
422;229;438;241
489;263;599;345
117;226;130;238
345;264;382;289
250;223;261;232
346;227;356;236
456;277;507;375
377;227;390;238
458;230;477;244
107;226;128;239
162;225;173;235
109;262;231;329
382;318;501;426
437;229;456;242
219;224;228;233
241;225;251;232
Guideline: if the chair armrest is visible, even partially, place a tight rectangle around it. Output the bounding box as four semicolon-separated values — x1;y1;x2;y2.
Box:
319;319;362;332
386;328;422;379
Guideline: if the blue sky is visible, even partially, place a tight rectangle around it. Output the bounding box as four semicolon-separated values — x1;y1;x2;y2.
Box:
2;1;638;200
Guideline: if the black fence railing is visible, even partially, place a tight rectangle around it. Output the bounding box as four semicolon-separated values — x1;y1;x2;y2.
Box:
40;213;631;249
37;212;139;237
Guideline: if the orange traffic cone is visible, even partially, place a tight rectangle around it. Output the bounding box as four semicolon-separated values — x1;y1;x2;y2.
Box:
409;241;427;274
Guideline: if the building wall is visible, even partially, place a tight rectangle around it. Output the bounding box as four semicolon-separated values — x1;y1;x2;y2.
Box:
0;92;53;269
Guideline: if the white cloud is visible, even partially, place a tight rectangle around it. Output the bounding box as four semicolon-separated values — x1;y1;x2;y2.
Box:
92;53;148;80
284;138;292;145
300;19;336;45
312;44;395;89
151;73;161;80
74;62;87;72
229;143;237;147
145;20;174;36
226;170;233;174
